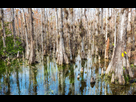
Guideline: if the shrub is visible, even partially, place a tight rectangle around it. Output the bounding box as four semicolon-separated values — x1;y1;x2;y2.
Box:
0;22;24;57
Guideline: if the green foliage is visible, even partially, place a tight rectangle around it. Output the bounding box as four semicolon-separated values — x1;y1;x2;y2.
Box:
123;66;125;70
0;60;6;75
126;76;129;81
131;64;134;67
0;22;24;57
123;73;130;84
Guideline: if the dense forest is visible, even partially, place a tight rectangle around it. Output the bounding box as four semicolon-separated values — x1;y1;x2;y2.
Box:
1;8;136;95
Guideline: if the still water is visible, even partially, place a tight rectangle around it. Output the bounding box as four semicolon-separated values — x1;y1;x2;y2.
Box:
0;54;136;95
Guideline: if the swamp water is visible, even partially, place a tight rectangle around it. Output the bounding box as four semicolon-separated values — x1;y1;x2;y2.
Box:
0;54;136;95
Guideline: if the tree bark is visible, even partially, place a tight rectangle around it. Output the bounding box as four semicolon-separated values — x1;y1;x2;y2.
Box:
134;8;136;66
79;8;85;59
114;8;117;48
69;8;74;60
41;8;46;59
55;8;59;57
70;8;75;58
89;8;92;48
22;8;29;59
0;8;6;48
95;8;99;56
105;8;109;59
15;9;21;39
11;8;16;44
56;8;69;65
28;8;35;64
19;11;24;42
106;8;133;85
127;8;132;58
95;8;99;35
101;8;103;35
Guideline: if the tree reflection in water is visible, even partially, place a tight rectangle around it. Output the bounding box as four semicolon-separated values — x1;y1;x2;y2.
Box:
0;53;136;95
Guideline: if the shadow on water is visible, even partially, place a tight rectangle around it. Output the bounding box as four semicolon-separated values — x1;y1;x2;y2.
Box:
1;53;136;95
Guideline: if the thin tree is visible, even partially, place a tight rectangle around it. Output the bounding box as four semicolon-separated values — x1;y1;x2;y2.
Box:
101;8;103;35
95;8;99;56
41;8;46;60
69;8;74;58
134;8;136;66
105;8;109;59
127;8;132;58
91;9;95;56
15;9;21;39
22;8;29;59
11;8;16;44
42;8;46;56
55;8;59;57
114;8;117;48
79;8;85;59
19;10;24;41
28;8;35;64
0;8;6;48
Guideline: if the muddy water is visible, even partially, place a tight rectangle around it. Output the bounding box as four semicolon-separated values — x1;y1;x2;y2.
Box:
0;54;136;95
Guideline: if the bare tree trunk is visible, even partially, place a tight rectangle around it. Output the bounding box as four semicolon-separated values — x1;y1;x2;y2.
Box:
95;8;99;35
91;10;94;56
79;8;85;59
55;8;59;57
132;8;135;52
101;8;103;35
92;35;95;56
134;8;136;66
41;8;45;60
91;13;95;56
35;19;38;50
15;9;21;39
28;8;35;64
88;8;92;48
20;11;24;42
106;8;133;85
0;8;6;48
11;8;16;44
95;8;99;56
68;8;73;60
22;8;29;59
56;8;69;65
105;8;109;59
70;8;75;58
42;8;46;56
9;8;12;32
127;8;132;58
84;8;88;50
114;8;117;48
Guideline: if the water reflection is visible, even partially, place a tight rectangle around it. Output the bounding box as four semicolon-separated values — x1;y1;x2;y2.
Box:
0;54;136;95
